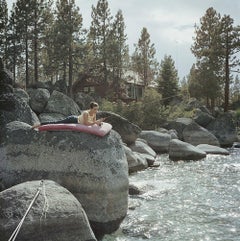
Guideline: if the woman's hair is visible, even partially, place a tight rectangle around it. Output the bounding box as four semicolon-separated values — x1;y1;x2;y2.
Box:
90;101;99;109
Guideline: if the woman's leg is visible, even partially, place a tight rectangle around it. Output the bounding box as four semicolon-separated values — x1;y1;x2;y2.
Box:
41;115;78;125
32;115;78;129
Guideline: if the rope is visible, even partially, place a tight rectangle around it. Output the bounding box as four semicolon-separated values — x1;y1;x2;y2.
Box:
8;180;43;241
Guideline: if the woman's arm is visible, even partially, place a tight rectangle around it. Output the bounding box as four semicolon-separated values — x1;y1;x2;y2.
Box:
82;111;104;126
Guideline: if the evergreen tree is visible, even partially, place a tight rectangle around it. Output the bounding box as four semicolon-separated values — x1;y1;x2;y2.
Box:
191;7;222;109
187;64;202;99
89;0;113;86
230;75;240;102
158;55;179;106
0;0;8;63
31;0;53;83
6;5;22;82
54;0;82;96
14;0;36;86
132;27;158;86
220;15;240;111
109;9;129;98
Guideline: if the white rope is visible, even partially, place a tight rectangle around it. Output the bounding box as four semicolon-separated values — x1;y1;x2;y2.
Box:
8;180;43;241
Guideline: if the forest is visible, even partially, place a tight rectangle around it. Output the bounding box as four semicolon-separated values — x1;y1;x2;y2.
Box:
1;0;240;123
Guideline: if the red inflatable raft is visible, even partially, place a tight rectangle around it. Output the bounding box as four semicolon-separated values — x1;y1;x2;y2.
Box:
37;122;112;137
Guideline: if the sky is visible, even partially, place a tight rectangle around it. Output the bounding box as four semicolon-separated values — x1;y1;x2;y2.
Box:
6;0;240;79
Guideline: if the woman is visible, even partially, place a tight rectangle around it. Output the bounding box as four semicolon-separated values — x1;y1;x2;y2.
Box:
32;101;105;129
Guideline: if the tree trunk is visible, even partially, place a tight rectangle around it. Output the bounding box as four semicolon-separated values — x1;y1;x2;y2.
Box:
68;43;73;98
224;33;230;112
34;7;38;83
25;36;29;87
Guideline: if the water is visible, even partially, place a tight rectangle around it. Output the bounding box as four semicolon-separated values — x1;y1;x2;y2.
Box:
103;148;240;241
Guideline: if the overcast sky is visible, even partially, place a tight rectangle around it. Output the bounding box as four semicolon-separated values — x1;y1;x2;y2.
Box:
7;0;240;79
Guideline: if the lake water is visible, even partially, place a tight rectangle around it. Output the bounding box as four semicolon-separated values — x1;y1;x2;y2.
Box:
103;148;240;241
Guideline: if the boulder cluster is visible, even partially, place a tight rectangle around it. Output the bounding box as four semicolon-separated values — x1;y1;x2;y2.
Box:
0;61;239;240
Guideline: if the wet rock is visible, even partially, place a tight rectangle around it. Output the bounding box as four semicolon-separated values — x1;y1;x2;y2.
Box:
169;139;206;161
196;144;229;155
139;130;171;153
0;121;129;239
0;180;97;241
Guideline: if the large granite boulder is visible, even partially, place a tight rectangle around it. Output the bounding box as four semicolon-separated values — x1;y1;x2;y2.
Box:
193;108;215;127
166;118;219;146
28;88;51;114
129;139;156;157
169;139;206;161
196;144;229;155
97;111;141;145
139;130;171;153
206;113;238;147
0;59;14;111
124;145;148;173
182;120;220;146
0;180;96;241
0;94;39;127
0;121;129;239
43;90;81;116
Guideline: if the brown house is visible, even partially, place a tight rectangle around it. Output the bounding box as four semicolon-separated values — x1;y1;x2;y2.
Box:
72;71;145;101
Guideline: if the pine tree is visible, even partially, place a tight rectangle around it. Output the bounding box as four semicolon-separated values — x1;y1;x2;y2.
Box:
220;15;240;111
191;7;222;109
31;0;53;83
54;0;82;96
0;0;8;63
132;27;158;87
14;0;36;87
5;5;22;82
158;55;179;106
109;9;129;98
89;0;113;86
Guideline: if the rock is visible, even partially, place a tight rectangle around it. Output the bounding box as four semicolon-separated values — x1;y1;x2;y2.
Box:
206;113;238;147
129;184;142;195
166;118;219;146
38;112;66;123
124;145;148;173
182;120;220;146
97;111;141;145
193;108;215;127
44;90;81;116
28;88;50;114
139;130;171;153
165;117;192;140
169;139;206;161
0;180;96;241
196;144;229;155
0;95;39;127
138;153;156;166
13;88;30;103
129;139;156;157
0;121;129;239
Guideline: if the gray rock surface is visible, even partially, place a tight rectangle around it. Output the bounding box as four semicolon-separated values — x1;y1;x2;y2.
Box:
129;139;156;157
169;139;206;161
0;121;128;239
0;180;96;241
97;111;141;145
206;113;238;147
28;88;50;113
196;144;230;155
124;145;148;173
139;130;171;153
44;90;81;116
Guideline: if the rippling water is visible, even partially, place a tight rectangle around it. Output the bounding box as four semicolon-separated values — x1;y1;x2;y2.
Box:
103;148;240;241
